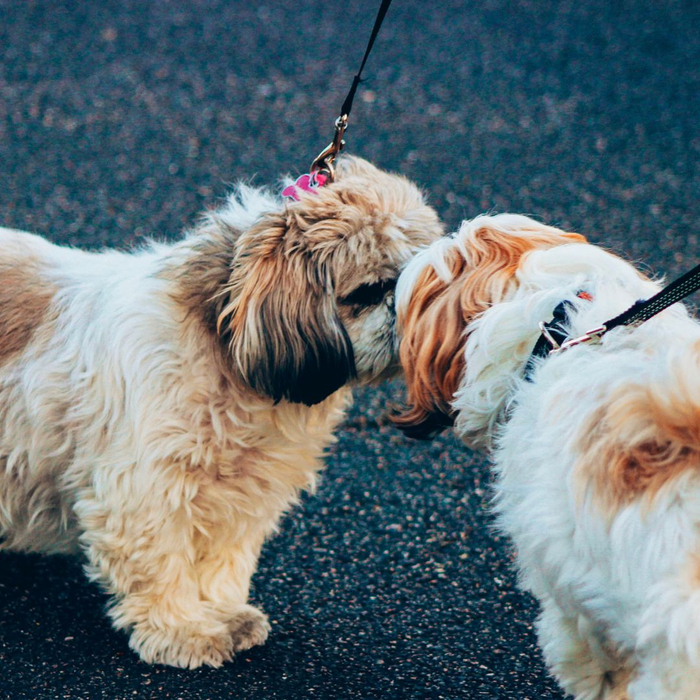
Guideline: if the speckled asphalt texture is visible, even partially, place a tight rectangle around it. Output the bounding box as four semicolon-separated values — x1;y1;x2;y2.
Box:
0;1;699;698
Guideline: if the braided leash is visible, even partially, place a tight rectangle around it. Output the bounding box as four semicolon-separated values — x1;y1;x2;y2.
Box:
603;262;700;331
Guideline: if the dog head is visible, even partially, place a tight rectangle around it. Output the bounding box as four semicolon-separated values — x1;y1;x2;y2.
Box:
392;214;587;438
218;156;443;406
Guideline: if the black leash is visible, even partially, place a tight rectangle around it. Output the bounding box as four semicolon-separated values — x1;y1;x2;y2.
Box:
310;0;394;179
603;261;700;331
340;0;393;120
525;262;700;380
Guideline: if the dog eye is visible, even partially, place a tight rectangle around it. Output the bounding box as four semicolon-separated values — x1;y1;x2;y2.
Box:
341;278;397;306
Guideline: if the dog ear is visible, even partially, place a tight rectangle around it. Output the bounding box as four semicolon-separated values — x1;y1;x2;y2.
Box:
392;260;464;439
219;218;356;406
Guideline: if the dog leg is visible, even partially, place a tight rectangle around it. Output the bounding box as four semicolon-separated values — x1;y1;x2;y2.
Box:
76;475;262;669
536;600;621;700
195;530;271;654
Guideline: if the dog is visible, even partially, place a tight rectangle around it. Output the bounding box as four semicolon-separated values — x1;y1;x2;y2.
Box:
0;156;442;668
394;213;700;699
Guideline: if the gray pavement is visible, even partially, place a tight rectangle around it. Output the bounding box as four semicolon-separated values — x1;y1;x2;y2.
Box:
0;0;699;698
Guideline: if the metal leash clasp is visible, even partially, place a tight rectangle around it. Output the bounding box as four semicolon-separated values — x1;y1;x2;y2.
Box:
549;325;607;356
538;322;563;351
310;114;349;181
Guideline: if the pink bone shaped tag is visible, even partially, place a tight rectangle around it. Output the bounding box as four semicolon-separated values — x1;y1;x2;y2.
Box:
281;171;328;201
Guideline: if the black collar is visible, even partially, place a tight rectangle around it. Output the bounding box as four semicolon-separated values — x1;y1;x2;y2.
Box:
523;299;577;381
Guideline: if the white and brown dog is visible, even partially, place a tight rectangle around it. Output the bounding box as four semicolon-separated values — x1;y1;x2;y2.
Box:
394;213;700;699
0;156;442;668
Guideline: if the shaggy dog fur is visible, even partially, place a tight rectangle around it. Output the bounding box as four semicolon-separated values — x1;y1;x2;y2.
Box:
0;156;442;668
394;213;700;699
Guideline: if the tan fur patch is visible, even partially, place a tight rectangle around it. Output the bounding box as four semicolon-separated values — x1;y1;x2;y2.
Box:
394;222;586;437
605;670;632;700
575;355;700;517
0;241;56;363
166;220;240;335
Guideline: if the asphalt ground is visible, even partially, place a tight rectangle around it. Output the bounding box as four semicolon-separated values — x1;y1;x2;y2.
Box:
0;0;699;698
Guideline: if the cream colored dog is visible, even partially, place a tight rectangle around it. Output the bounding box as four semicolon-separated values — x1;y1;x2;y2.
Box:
395;213;700;699
0;156;442;668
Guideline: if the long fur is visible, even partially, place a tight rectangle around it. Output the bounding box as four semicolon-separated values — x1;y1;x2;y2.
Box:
0;156;442;668
395;213;700;699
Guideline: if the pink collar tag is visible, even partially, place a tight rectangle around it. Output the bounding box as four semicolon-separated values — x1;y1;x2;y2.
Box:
281;171;328;201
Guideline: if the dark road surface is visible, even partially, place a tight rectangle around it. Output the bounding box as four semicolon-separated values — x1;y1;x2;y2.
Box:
1;1;699;698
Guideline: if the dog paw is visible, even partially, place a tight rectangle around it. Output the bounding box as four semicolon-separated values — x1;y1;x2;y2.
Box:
126;605;270;668
228;604;271;652
129;624;234;669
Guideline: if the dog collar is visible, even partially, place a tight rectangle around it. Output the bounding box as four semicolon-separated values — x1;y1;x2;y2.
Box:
523;292;594;381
